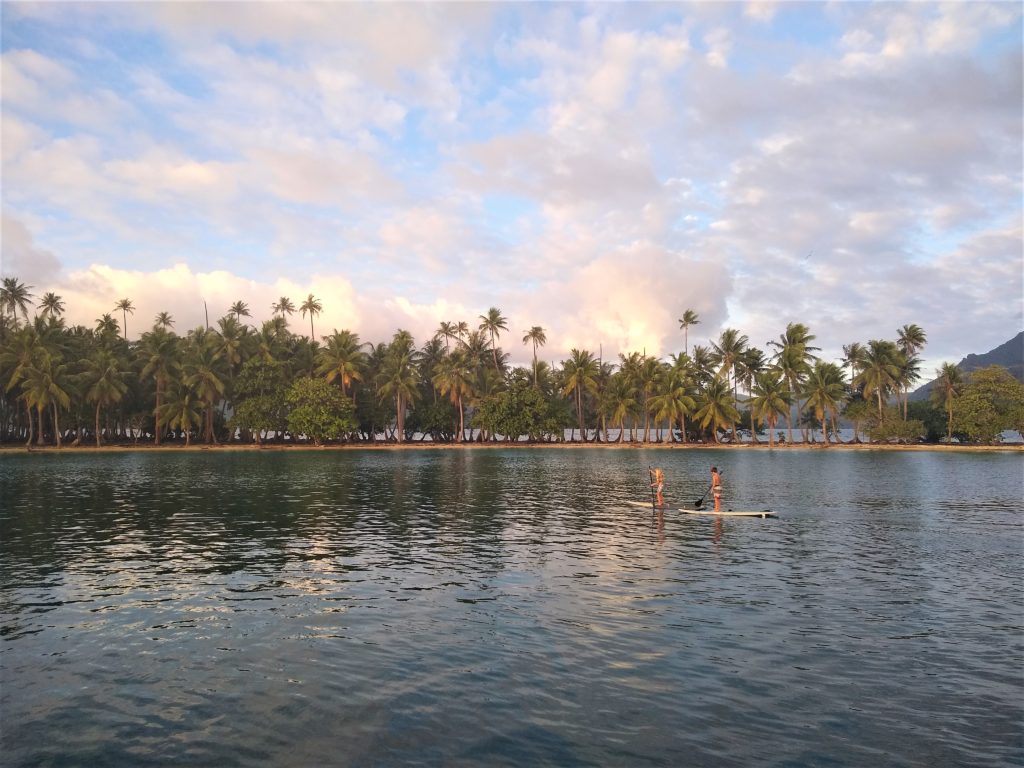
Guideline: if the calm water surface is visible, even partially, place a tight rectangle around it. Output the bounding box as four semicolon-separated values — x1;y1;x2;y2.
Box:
2;448;1022;767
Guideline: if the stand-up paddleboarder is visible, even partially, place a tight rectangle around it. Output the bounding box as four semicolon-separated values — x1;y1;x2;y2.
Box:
650;467;665;507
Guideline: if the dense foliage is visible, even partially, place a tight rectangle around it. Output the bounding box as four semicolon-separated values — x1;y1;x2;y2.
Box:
1;277;1020;446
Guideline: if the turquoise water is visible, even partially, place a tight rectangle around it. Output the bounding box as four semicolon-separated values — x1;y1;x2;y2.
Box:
2;448;1022;766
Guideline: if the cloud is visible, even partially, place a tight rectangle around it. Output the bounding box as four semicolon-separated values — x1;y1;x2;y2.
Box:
0;1;1020;376
51;262;362;340
744;3;778;24
0;211;62;286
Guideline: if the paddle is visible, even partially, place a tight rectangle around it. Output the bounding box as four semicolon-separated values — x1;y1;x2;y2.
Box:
648;466;657;509
695;469;723;508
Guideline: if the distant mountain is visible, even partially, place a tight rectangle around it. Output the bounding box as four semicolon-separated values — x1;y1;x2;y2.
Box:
909;331;1024;401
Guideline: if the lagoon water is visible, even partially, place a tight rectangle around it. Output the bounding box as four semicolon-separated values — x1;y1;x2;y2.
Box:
2;448;1022;767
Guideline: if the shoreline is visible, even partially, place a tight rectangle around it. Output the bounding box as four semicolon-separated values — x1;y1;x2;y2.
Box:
3;441;1021;455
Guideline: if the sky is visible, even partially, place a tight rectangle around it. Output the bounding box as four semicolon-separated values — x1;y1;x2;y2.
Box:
2;1;1022;375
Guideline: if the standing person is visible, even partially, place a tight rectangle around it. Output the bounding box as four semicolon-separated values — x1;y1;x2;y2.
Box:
710;466;723;512
651;467;665;507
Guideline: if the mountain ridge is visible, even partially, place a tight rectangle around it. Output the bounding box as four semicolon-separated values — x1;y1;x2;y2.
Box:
910;331;1023;401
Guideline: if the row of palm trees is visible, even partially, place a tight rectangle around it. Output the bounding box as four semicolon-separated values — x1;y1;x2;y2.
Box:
1;276;944;447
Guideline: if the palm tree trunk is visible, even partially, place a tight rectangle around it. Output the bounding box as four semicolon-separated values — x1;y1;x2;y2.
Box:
24;400;33;447
154;385;162;446
396;394;404;443
457;393;465;442
732;378;739;442
643;395;650;443
95;403;102;447
37;405;45;446
785;377;795;443
52;402;62;448
575;388;583;442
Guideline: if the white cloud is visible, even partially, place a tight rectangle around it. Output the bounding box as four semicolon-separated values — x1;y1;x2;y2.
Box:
744;3;778;24
0;211;62;286
0;1;1020;373
704;27;732;69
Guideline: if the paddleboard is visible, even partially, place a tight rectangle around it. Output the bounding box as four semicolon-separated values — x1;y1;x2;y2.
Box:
678;508;777;518
625;500;662;508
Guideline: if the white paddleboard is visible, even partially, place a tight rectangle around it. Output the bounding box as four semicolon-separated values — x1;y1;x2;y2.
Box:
625;500;663;508
678;508;777;518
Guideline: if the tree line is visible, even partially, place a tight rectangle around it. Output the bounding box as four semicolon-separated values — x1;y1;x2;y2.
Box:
1;277;1021;448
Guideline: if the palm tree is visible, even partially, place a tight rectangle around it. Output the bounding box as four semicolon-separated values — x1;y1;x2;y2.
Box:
299;293;323;339
897;324;927;359
895;325;926;417
95;313;120;342
931;362;963;442
602;373;636;443
230;301;251;323
154;311;175;329
750;370;792;448
139;326;180;446
183;334;225;444
803;361;847;445
711;328;749;441
522;326;547;385
81;349;129;447
418;336;447;402
272;296;296;323
693;378;739;444
317;330;366;397
114;298;135;340
459;329;491;369
561;348;599;441
769;323;819;443
23;353;72;447
895;352;922;419
377;340;420;443
478;307;509;370
215;315;248;415
1;277;34;330
256;318;289;362
678;309;700;355
667;353;697;442
38;292;65;318
842;342;866;385
735;347;766;441
856;339;902;420
0;324;42;444
637;356;662;442
157;381;201;446
433;350;474;441
617;351;644;440
689;344;716;387
435;321;458;351
649;365;695;443
455;321;469;343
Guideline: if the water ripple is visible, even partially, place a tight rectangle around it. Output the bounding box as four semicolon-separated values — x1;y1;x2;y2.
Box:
1;448;1022;766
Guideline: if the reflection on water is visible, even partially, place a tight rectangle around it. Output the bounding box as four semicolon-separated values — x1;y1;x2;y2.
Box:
2;448;1022;767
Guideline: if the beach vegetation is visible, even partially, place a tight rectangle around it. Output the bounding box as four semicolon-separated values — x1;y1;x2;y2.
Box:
0;279;1020;448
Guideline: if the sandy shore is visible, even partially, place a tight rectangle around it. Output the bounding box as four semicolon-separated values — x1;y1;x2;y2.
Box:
3;441;1021;454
